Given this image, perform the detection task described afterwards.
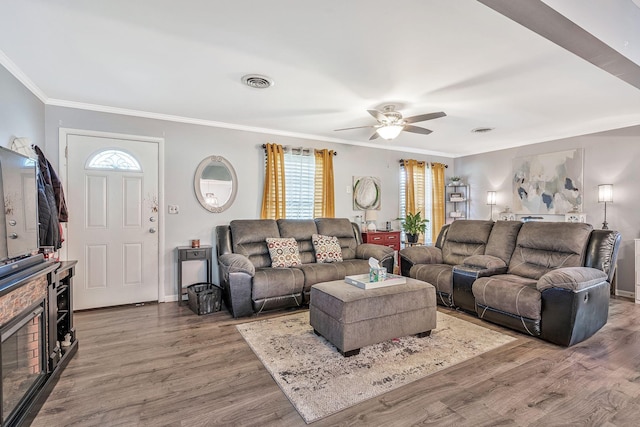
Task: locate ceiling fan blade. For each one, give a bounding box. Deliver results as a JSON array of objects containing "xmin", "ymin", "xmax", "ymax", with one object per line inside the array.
[
  {"xmin": 334, "ymin": 125, "xmax": 375, "ymax": 131},
  {"xmin": 369, "ymin": 131, "xmax": 380, "ymax": 140},
  {"xmin": 403, "ymin": 125, "xmax": 433, "ymax": 135},
  {"xmin": 367, "ymin": 109, "xmax": 387, "ymax": 122},
  {"xmin": 404, "ymin": 111, "xmax": 447, "ymax": 124}
]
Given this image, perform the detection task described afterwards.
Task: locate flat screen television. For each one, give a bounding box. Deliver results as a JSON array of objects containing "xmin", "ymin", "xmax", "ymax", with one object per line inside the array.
[{"xmin": 0, "ymin": 146, "xmax": 39, "ymax": 263}]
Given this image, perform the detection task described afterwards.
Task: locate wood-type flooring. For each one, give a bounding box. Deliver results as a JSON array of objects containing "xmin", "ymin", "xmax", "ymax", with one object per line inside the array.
[{"xmin": 32, "ymin": 297, "xmax": 640, "ymax": 426}]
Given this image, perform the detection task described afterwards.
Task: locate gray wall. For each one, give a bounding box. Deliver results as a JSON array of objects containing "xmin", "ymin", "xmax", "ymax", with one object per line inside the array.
[
  {"xmin": 5, "ymin": 61, "xmax": 635, "ymax": 298},
  {"xmin": 0, "ymin": 66, "xmax": 44, "ymax": 149},
  {"xmin": 44, "ymin": 105, "xmax": 452, "ymax": 300},
  {"xmin": 456, "ymin": 126, "xmax": 640, "ymax": 295}
]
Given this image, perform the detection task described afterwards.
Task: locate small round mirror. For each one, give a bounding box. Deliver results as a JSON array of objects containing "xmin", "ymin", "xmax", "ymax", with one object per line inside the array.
[{"xmin": 194, "ymin": 156, "xmax": 237, "ymax": 213}]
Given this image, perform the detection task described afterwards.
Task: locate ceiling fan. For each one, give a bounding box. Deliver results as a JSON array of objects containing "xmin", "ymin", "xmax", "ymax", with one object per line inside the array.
[{"xmin": 335, "ymin": 105, "xmax": 446, "ymax": 140}]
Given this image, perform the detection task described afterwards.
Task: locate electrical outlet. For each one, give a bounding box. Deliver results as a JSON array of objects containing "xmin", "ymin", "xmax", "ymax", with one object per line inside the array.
[
  {"xmin": 168, "ymin": 205, "xmax": 179, "ymax": 214},
  {"xmin": 346, "ymin": 185, "xmax": 352, "ymax": 194}
]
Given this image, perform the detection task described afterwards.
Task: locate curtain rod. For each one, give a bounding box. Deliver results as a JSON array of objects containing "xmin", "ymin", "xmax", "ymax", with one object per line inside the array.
[
  {"xmin": 262, "ymin": 144, "xmax": 337, "ymax": 156},
  {"xmin": 399, "ymin": 159, "xmax": 448, "ymax": 168}
]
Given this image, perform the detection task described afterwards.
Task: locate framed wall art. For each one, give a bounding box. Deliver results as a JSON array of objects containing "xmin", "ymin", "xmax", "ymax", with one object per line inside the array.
[
  {"xmin": 512, "ymin": 149, "xmax": 583, "ymax": 214},
  {"xmin": 353, "ymin": 176, "xmax": 381, "ymax": 210}
]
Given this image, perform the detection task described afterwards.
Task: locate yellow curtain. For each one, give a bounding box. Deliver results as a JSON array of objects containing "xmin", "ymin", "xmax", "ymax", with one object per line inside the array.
[
  {"xmin": 431, "ymin": 162, "xmax": 447, "ymax": 242},
  {"xmin": 404, "ymin": 159, "xmax": 417, "ymax": 215},
  {"xmin": 402, "ymin": 159, "xmax": 426, "ymax": 216},
  {"xmin": 403, "ymin": 159, "xmax": 426, "ymax": 242},
  {"xmin": 313, "ymin": 149, "xmax": 335, "ymax": 218},
  {"xmin": 261, "ymin": 143, "xmax": 286, "ymax": 219}
]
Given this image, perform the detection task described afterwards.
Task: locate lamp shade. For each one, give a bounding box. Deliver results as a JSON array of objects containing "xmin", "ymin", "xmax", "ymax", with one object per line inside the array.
[
  {"xmin": 365, "ymin": 210, "xmax": 378, "ymax": 221},
  {"xmin": 486, "ymin": 191, "xmax": 496, "ymax": 205},
  {"xmin": 376, "ymin": 125, "xmax": 403, "ymax": 140},
  {"xmin": 598, "ymin": 184, "xmax": 613, "ymax": 203}
]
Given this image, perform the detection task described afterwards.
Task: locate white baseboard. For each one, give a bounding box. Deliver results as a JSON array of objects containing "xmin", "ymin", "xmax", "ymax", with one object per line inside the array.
[{"xmin": 615, "ymin": 290, "xmax": 634, "ymax": 299}]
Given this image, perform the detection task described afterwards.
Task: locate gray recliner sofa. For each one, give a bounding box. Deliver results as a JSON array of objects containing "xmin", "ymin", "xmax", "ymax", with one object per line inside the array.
[
  {"xmin": 399, "ymin": 220, "xmax": 621, "ymax": 346},
  {"xmin": 216, "ymin": 218, "xmax": 394, "ymax": 318}
]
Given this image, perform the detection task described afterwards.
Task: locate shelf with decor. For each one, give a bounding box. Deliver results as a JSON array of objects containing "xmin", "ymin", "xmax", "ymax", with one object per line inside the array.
[{"xmin": 445, "ymin": 183, "xmax": 469, "ymax": 222}]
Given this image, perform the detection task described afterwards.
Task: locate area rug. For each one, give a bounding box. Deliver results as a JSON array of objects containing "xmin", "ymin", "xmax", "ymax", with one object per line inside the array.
[{"xmin": 236, "ymin": 310, "xmax": 516, "ymax": 423}]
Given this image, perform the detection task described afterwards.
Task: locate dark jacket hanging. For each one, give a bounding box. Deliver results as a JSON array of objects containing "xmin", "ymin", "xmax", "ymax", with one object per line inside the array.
[
  {"xmin": 34, "ymin": 145, "xmax": 68, "ymax": 222},
  {"xmin": 34, "ymin": 145, "xmax": 65, "ymax": 249}
]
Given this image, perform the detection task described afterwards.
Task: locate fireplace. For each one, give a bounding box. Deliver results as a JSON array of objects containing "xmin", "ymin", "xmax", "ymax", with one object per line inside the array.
[{"xmin": 1, "ymin": 303, "xmax": 46, "ymax": 426}]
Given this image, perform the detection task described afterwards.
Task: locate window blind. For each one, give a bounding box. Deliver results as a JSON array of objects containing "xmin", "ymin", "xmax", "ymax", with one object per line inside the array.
[{"xmin": 284, "ymin": 151, "xmax": 315, "ymax": 219}]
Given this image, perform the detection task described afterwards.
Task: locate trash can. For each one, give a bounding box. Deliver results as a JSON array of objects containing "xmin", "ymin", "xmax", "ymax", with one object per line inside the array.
[{"xmin": 187, "ymin": 283, "xmax": 222, "ymax": 315}]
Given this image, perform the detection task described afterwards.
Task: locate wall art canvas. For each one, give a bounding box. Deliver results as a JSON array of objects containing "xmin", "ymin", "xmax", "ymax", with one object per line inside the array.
[
  {"xmin": 353, "ymin": 176, "xmax": 381, "ymax": 210},
  {"xmin": 512, "ymin": 149, "xmax": 583, "ymax": 214}
]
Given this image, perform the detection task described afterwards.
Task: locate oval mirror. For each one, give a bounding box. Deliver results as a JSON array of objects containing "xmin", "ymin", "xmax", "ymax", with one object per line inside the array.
[{"xmin": 194, "ymin": 156, "xmax": 237, "ymax": 213}]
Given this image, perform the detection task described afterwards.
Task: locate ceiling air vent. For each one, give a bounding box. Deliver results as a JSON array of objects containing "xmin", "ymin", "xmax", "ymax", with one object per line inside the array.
[
  {"xmin": 242, "ymin": 74, "xmax": 274, "ymax": 89},
  {"xmin": 471, "ymin": 127, "xmax": 495, "ymax": 133}
]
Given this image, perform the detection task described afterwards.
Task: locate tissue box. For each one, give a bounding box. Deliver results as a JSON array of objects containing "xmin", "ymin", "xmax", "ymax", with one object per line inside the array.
[{"xmin": 369, "ymin": 267, "xmax": 387, "ymax": 282}]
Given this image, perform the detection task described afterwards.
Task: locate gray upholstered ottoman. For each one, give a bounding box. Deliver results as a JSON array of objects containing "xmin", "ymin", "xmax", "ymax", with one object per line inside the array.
[{"xmin": 309, "ymin": 278, "xmax": 437, "ymax": 356}]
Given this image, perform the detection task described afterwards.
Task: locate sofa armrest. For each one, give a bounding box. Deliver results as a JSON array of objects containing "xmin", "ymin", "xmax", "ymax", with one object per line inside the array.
[
  {"xmin": 217, "ymin": 254, "xmax": 255, "ymax": 318},
  {"xmin": 356, "ymin": 243, "xmax": 394, "ymax": 271},
  {"xmin": 463, "ymin": 254, "xmax": 506, "ymax": 269},
  {"xmin": 399, "ymin": 246, "xmax": 443, "ymax": 265},
  {"xmin": 537, "ymin": 267, "xmax": 608, "ymax": 292},
  {"xmin": 218, "ymin": 253, "xmax": 255, "ymax": 277},
  {"xmin": 399, "ymin": 246, "xmax": 443, "ymax": 277}
]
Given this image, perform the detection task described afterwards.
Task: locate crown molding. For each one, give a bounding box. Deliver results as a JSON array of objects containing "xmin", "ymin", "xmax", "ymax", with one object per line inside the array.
[
  {"xmin": 46, "ymin": 98, "xmax": 452, "ymax": 156},
  {"xmin": 0, "ymin": 49, "xmax": 48, "ymax": 103}
]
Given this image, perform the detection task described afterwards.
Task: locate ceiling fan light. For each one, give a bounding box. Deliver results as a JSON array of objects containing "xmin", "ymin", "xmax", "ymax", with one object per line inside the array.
[{"xmin": 376, "ymin": 125, "xmax": 403, "ymax": 140}]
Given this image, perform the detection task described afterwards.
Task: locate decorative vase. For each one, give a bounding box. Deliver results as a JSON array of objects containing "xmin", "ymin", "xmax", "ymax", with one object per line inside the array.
[{"xmin": 406, "ymin": 233, "xmax": 418, "ymax": 243}]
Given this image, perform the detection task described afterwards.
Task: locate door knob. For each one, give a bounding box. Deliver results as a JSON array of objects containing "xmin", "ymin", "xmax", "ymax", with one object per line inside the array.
[{"xmin": 149, "ymin": 227, "xmax": 157, "ymax": 233}]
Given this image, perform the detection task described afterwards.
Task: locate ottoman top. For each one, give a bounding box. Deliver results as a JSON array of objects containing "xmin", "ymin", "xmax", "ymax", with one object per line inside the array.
[{"xmin": 310, "ymin": 278, "xmax": 436, "ymax": 323}]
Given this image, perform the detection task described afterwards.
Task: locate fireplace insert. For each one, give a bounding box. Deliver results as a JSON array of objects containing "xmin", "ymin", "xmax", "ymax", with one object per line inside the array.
[{"xmin": 1, "ymin": 302, "xmax": 46, "ymax": 426}]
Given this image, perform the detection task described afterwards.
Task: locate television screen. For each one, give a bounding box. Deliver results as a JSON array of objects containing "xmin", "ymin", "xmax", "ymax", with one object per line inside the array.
[{"xmin": 0, "ymin": 146, "xmax": 39, "ymax": 261}]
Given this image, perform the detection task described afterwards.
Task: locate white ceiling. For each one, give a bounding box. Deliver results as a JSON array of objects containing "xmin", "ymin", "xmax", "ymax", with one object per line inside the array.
[{"xmin": 2, "ymin": 0, "xmax": 640, "ymax": 157}]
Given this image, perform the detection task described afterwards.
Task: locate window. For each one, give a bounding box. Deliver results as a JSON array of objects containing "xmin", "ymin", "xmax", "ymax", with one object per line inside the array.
[
  {"xmin": 284, "ymin": 150, "xmax": 315, "ymax": 219},
  {"xmin": 86, "ymin": 149, "xmax": 142, "ymax": 171},
  {"xmin": 399, "ymin": 162, "xmax": 433, "ymax": 244}
]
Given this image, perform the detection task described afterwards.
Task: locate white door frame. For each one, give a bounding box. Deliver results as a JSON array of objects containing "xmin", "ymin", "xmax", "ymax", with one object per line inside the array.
[{"xmin": 58, "ymin": 128, "xmax": 167, "ymax": 302}]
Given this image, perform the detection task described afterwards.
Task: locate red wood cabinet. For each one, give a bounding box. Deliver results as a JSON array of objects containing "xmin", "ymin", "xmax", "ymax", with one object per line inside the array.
[{"xmin": 361, "ymin": 231, "xmax": 401, "ymax": 251}]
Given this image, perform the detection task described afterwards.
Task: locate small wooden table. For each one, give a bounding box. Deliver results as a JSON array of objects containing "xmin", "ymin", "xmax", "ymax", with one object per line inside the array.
[
  {"xmin": 361, "ymin": 230, "xmax": 401, "ymax": 251},
  {"xmin": 176, "ymin": 246, "xmax": 212, "ymax": 305}
]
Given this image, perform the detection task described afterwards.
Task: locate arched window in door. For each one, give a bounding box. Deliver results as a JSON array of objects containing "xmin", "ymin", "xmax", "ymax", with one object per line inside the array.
[{"xmin": 85, "ymin": 149, "xmax": 142, "ymax": 171}]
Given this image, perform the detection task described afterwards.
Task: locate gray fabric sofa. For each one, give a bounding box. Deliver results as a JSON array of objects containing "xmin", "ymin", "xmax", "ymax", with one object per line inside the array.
[
  {"xmin": 216, "ymin": 218, "xmax": 394, "ymax": 317},
  {"xmin": 399, "ymin": 220, "xmax": 621, "ymax": 346}
]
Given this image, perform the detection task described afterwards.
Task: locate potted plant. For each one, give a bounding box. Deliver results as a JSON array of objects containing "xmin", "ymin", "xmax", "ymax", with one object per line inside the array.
[
  {"xmin": 398, "ymin": 211, "xmax": 429, "ymax": 243},
  {"xmin": 449, "ymin": 176, "xmax": 462, "ymax": 186}
]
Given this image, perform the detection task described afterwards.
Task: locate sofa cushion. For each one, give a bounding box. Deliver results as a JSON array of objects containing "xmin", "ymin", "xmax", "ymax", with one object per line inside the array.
[
  {"xmin": 441, "ymin": 220, "xmax": 494, "ymax": 265},
  {"xmin": 266, "ymin": 237, "xmax": 302, "ymax": 268},
  {"xmin": 312, "ymin": 234, "xmax": 344, "ymax": 263},
  {"xmin": 410, "ymin": 263, "xmax": 453, "ymax": 296},
  {"xmin": 252, "ymin": 267, "xmax": 305, "ymax": 300},
  {"xmin": 230, "ymin": 219, "xmax": 280, "ymax": 268},
  {"xmin": 473, "ymin": 274, "xmax": 541, "ymax": 320},
  {"xmin": 315, "ymin": 218, "xmax": 358, "ymax": 260},
  {"xmin": 507, "ymin": 222, "xmax": 593, "ymax": 280},
  {"xmin": 485, "ymin": 221, "xmax": 523, "ymax": 263},
  {"xmin": 277, "ymin": 219, "xmax": 318, "ymax": 264}
]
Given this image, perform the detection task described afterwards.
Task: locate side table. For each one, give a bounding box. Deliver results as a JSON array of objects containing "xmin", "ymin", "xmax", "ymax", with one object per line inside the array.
[
  {"xmin": 176, "ymin": 245, "xmax": 212, "ymax": 305},
  {"xmin": 361, "ymin": 231, "xmax": 401, "ymax": 251}
]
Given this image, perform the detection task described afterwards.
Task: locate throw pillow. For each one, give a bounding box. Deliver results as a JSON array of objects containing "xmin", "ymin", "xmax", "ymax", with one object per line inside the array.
[
  {"xmin": 266, "ymin": 237, "xmax": 302, "ymax": 268},
  {"xmin": 312, "ymin": 234, "xmax": 343, "ymax": 263}
]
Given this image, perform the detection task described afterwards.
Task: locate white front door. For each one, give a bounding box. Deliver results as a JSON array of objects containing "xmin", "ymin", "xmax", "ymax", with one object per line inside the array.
[{"xmin": 64, "ymin": 133, "xmax": 160, "ymax": 310}]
